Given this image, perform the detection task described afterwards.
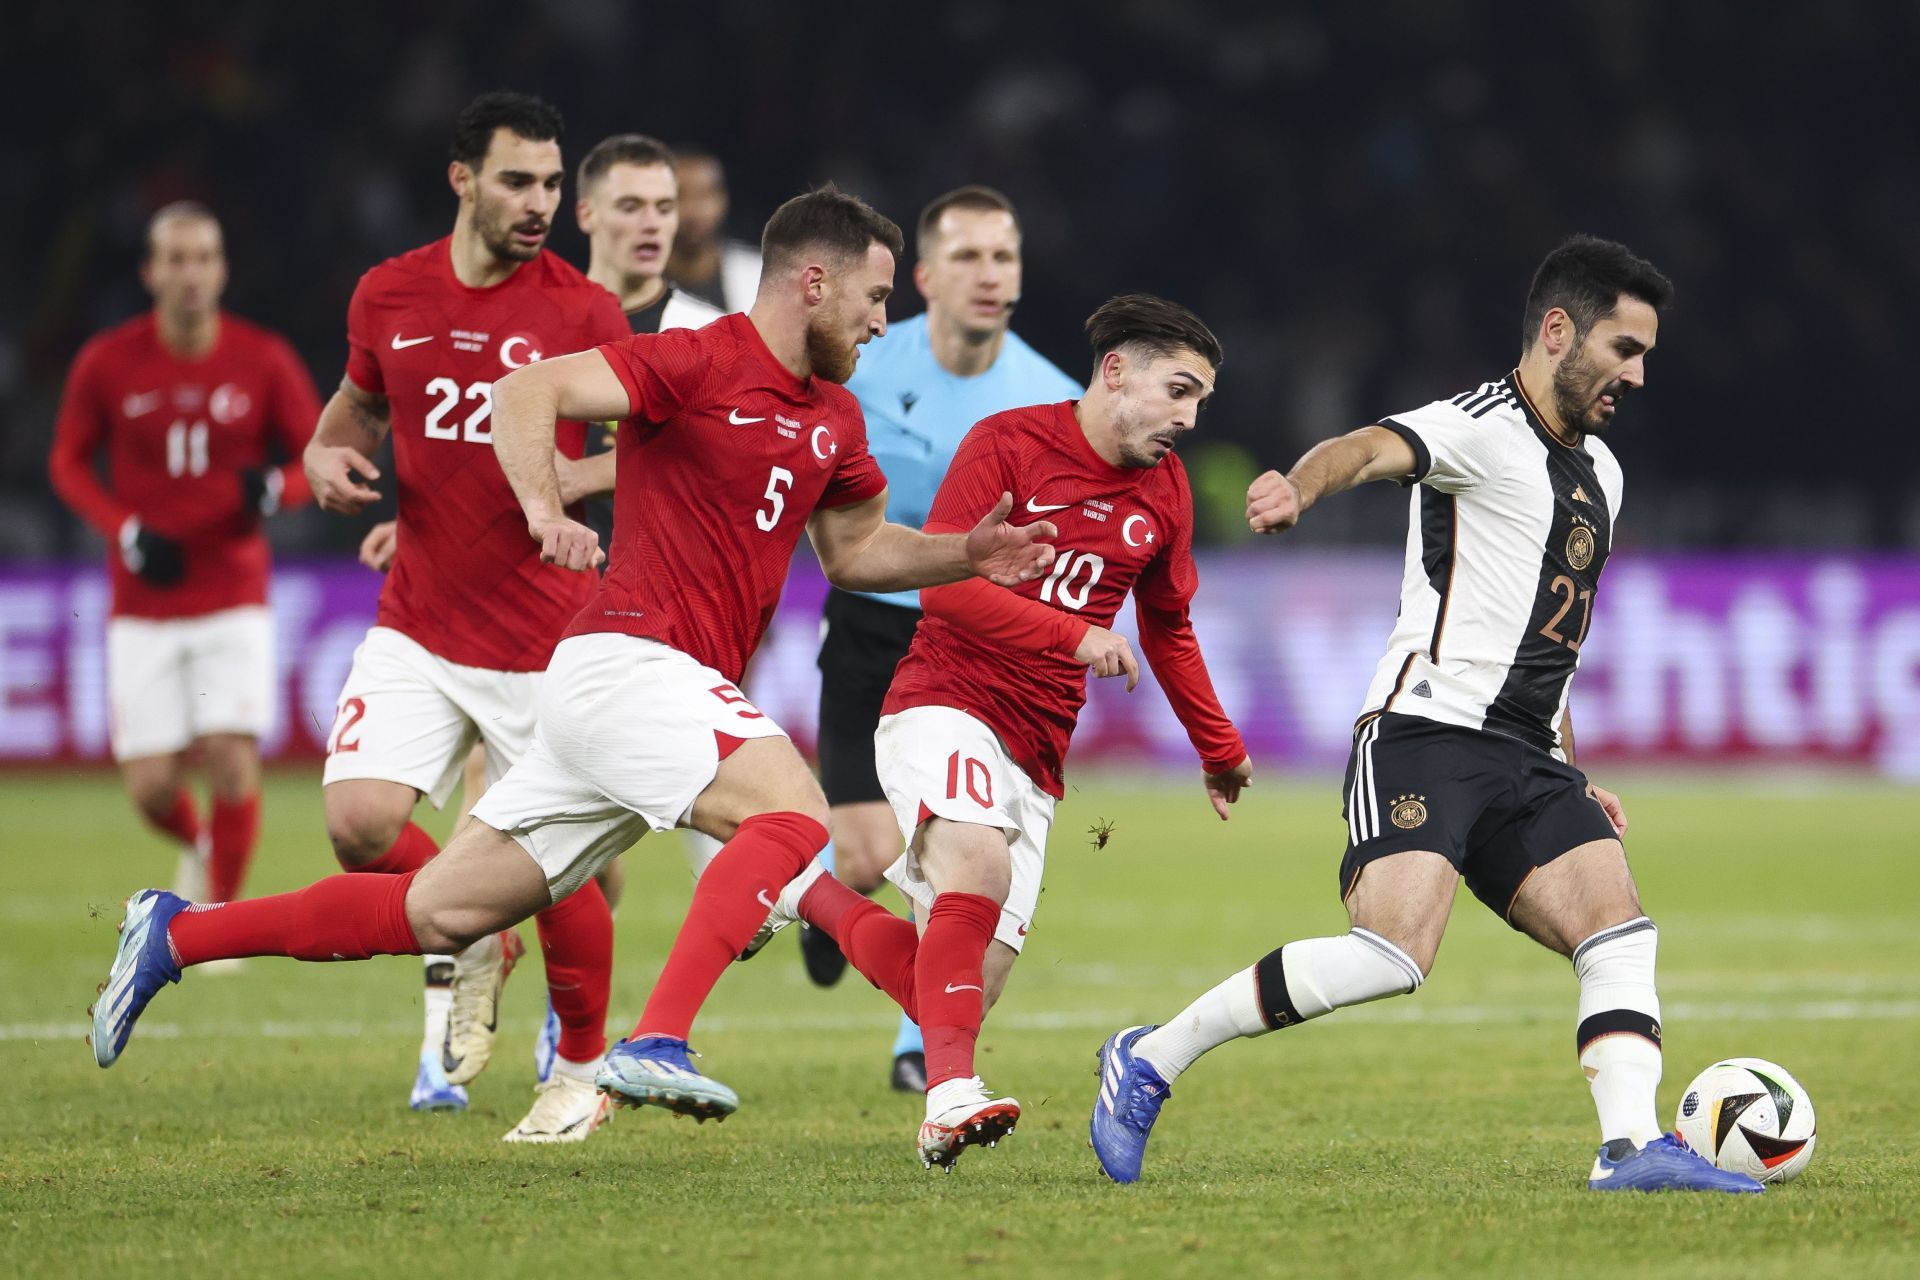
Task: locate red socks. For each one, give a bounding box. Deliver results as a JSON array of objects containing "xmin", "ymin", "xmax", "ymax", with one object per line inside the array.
[
  {"xmin": 536, "ymin": 879, "xmax": 613, "ymax": 1062},
  {"xmin": 634, "ymin": 811, "xmax": 828, "ymax": 1041},
  {"xmin": 916, "ymin": 892, "xmax": 1002, "ymax": 1087},
  {"xmin": 800, "ymin": 874, "xmax": 920, "ymax": 1019},
  {"xmin": 169, "ymin": 871, "xmax": 423, "ymax": 966},
  {"xmin": 150, "ymin": 789, "xmax": 201, "ymax": 847},
  {"xmin": 350, "ymin": 821, "xmax": 439, "ymax": 875},
  {"xmin": 207, "ymin": 793, "xmax": 260, "ymax": 902}
]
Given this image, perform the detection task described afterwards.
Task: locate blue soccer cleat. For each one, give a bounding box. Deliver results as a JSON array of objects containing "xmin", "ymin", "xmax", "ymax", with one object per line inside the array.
[
  {"xmin": 409, "ymin": 1044, "xmax": 469, "ymax": 1112},
  {"xmin": 91, "ymin": 890, "xmax": 187, "ymax": 1068},
  {"xmin": 1090, "ymin": 1024, "xmax": 1172, "ymax": 1184},
  {"xmin": 595, "ymin": 1035, "xmax": 739, "ymax": 1121},
  {"xmin": 534, "ymin": 997, "xmax": 559, "ymax": 1084},
  {"xmin": 1588, "ymin": 1133, "xmax": 1765, "ymax": 1193}
]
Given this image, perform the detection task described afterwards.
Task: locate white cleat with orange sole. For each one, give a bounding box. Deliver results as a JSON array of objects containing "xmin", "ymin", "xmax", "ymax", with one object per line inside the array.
[
  {"xmin": 502, "ymin": 1070, "xmax": 612, "ymax": 1144},
  {"xmin": 918, "ymin": 1082, "xmax": 1021, "ymax": 1172}
]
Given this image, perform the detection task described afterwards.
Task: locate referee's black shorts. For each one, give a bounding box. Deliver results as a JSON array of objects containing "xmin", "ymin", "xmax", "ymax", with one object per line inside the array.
[{"xmin": 816, "ymin": 588, "xmax": 921, "ymax": 806}]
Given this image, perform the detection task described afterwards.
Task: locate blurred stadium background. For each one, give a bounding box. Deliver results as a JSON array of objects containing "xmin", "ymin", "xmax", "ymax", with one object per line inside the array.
[{"xmin": 5, "ymin": 1, "xmax": 1918, "ymax": 777}]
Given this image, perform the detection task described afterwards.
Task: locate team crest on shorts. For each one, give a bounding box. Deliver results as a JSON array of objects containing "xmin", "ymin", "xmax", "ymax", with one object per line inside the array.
[
  {"xmin": 1566, "ymin": 524, "xmax": 1596, "ymax": 570},
  {"xmin": 1390, "ymin": 794, "xmax": 1428, "ymax": 829}
]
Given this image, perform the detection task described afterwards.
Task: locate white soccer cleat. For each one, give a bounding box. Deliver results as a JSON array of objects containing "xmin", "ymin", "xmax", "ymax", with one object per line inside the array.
[
  {"xmin": 441, "ymin": 929, "xmax": 525, "ymax": 1085},
  {"xmin": 502, "ymin": 1071, "xmax": 612, "ymax": 1144},
  {"xmin": 737, "ymin": 857, "xmax": 827, "ymax": 961},
  {"xmin": 171, "ymin": 836, "xmax": 210, "ymax": 902},
  {"xmin": 917, "ymin": 1079, "xmax": 1021, "ymax": 1172}
]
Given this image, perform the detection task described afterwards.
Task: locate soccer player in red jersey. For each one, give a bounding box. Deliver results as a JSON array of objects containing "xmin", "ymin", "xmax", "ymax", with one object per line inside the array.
[
  {"xmin": 298, "ymin": 91, "xmax": 630, "ymax": 1139},
  {"xmin": 49, "ymin": 202, "xmax": 320, "ymax": 910},
  {"xmin": 754, "ymin": 294, "xmax": 1253, "ymax": 1167},
  {"xmin": 93, "ymin": 185, "xmax": 1057, "ymax": 1138}
]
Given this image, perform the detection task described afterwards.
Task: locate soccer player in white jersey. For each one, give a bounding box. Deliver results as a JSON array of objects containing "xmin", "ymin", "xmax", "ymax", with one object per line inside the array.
[{"xmin": 1089, "ymin": 236, "xmax": 1763, "ymax": 1194}]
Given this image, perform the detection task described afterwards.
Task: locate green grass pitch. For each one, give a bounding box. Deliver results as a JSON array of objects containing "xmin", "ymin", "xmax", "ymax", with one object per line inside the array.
[{"xmin": 2, "ymin": 769, "xmax": 1916, "ymax": 1278}]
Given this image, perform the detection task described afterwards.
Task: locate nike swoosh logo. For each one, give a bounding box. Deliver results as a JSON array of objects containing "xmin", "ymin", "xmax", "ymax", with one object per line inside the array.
[
  {"xmin": 391, "ymin": 334, "xmax": 434, "ymax": 349},
  {"xmin": 944, "ymin": 982, "xmax": 983, "ymax": 994},
  {"xmin": 122, "ymin": 392, "xmax": 162, "ymax": 417},
  {"xmin": 1025, "ymin": 498, "xmax": 1072, "ymax": 513},
  {"xmin": 756, "ymin": 889, "xmax": 778, "ymax": 911},
  {"xmin": 728, "ymin": 409, "xmax": 766, "ymax": 425}
]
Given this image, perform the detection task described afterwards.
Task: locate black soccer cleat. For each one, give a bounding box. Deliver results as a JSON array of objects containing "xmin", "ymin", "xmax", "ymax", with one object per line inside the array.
[
  {"xmin": 891, "ymin": 1050, "xmax": 928, "ymax": 1094},
  {"xmin": 799, "ymin": 922, "xmax": 849, "ymax": 987}
]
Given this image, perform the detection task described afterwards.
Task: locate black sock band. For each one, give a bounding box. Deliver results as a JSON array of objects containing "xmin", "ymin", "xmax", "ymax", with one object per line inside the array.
[
  {"xmin": 1251, "ymin": 946, "xmax": 1306, "ymax": 1030},
  {"xmin": 1576, "ymin": 1008, "xmax": 1662, "ymax": 1054}
]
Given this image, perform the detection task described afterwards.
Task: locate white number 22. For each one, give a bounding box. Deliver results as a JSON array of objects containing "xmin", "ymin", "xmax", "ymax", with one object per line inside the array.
[
  {"xmin": 756, "ymin": 466, "xmax": 795, "ymax": 531},
  {"xmin": 423, "ymin": 377, "xmax": 494, "ymax": 442}
]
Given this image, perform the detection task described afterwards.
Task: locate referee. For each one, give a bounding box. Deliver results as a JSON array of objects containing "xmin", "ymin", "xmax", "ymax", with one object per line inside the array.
[{"xmin": 813, "ymin": 186, "xmax": 1080, "ymax": 1091}]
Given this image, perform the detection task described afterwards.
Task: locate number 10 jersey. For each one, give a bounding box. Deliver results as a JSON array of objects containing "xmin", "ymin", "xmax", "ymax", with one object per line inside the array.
[{"xmin": 1364, "ymin": 370, "xmax": 1624, "ymax": 757}]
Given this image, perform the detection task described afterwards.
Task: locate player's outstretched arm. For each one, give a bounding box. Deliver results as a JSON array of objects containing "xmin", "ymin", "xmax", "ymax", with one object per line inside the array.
[
  {"xmin": 305, "ymin": 376, "xmax": 390, "ymax": 515},
  {"xmin": 492, "ymin": 350, "xmax": 630, "ymax": 571},
  {"xmin": 1136, "ymin": 598, "xmax": 1251, "ymax": 819},
  {"xmin": 1247, "ymin": 425, "xmax": 1420, "ymax": 534},
  {"xmin": 807, "ymin": 491, "xmax": 1056, "ymax": 594}
]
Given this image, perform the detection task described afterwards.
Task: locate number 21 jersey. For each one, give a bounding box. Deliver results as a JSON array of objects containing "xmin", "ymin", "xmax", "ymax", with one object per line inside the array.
[
  {"xmin": 1366, "ymin": 370, "xmax": 1623, "ymax": 755},
  {"xmin": 344, "ymin": 239, "xmax": 630, "ymax": 671}
]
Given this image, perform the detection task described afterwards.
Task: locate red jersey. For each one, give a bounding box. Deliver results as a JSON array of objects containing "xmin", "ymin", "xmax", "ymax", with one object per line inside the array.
[
  {"xmin": 345, "ymin": 239, "xmax": 630, "ymax": 671},
  {"xmin": 49, "ymin": 312, "xmax": 321, "ymax": 619},
  {"xmin": 569, "ymin": 313, "xmax": 888, "ymax": 682},
  {"xmin": 884, "ymin": 402, "xmax": 1245, "ymax": 798}
]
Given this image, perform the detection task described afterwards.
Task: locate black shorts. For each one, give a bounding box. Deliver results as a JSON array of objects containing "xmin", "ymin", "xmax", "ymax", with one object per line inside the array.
[
  {"xmin": 817, "ymin": 589, "xmax": 921, "ymax": 805},
  {"xmin": 1338, "ymin": 712, "xmax": 1619, "ymax": 923}
]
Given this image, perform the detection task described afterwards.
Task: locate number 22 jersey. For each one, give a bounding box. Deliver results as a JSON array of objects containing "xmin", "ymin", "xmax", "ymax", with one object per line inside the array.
[{"xmin": 344, "ymin": 238, "xmax": 630, "ymax": 671}]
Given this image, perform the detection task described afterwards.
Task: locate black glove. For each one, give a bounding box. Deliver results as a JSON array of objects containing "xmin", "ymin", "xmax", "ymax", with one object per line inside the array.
[
  {"xmin": 241, "ymin": 466, "xmax": 285, "ymax": 517},
  {"xmin": 119, "ymin": 518, "xmax": 186, "ymax": 586}
]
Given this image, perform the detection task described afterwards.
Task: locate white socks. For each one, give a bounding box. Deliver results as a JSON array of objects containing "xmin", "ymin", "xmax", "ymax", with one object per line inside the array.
[
  {"xmin": 1573, "ymin": 917, "xmax": 1663, "ymax": 1147},
  {"xmin": 1136, "ymin": 929, "xmax": 1424, "ymax": 1082},
  {"xmin": 552, "ymin": 1053, "xmax": 602, "ymax": 1083},
  {"xmin": 422, "ymin": 955, "xmax": 454, "ymax": 1051}
]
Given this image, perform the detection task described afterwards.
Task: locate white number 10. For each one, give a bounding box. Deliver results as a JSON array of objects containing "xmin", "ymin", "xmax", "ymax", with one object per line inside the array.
[{"xmin": 756, "ymin": 467, "xmax": 795, "ymax": 531}]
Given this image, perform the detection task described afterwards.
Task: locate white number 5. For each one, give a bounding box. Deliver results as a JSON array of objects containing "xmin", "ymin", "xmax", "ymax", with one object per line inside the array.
[{"xmin": 756, "ymin": 466, "xmax": 794, "ymax": 531}]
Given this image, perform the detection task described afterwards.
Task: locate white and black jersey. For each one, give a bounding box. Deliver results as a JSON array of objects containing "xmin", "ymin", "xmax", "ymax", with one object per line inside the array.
[
  {"xmin": 626, "ymin": 285, "xmax": 725, "ymax": 335},
  {"xmin": 1358, "ymin": 370, "xmax": 1623, "ymax": 757}
]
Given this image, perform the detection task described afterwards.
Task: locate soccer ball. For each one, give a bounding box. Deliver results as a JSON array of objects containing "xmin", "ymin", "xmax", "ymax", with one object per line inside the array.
[{"xmin": 1674, "ymin": 1058, "xmax": 1816, "ymax": 1183}]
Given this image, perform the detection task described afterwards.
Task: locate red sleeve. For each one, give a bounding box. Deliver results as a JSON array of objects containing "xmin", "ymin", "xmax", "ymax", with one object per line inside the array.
[
  {"xmin": 266, "ymin": 336, "xmax": 322, "ymax": 508},
  {"xmin": 343, "ymin": 271, "xmax": 385, "ymax": 395},
  {"xmin": 923, "ymin": 421, "xmax": 1017, "ymax": 532},
  {"xmin": 47, "ymin": 341, "xmax": 131, "ymax": 538},
  {"xmin": 820, "ymin": 400, "xmax": 889, "ymax": 509},
  {"xmin": 1134, "ymin": 479, "xmax": 1245, "ymax": 772},
  {"xmin": 921, "ymin": 578, "xmax": 1088, "ymax": 657},
  {"xmin": 598, "ymin": 328, "xmax": 707, "ymax": 423}
]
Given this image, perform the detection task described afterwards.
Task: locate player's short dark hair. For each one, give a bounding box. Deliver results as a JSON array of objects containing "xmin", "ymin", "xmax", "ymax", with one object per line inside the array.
[
  {"xmin": 1521, "ymin": 235, "xmax": 1674, "ymax": 351},
  {"xmin": 145, "ymin": 201, "xmax": 220, "ymax": 260},
  {"xmin": 761, "ymin": 184, "xmax": 905, "ymax": 274},
  {"xmin": 916, "ymin": 185, "xmax": 1020, "ymax": 259},
  {"xmin": 578, "ymin": 134, "xmax": 676, "ymax": 196},
  {"xmin": 449, "ymin": 91, "xmax": 565, "ymax": 172},
  {"xmin": 1085, "ymin": 294, "xmax": 1223, "ymax": 374}
]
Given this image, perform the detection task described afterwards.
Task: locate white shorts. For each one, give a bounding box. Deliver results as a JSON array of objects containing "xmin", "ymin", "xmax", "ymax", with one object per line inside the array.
[
  {"xmin": 878, "ymin": 705, "xmax": 1055, "ymax": 954},
  {"xmin": 321, "ymin": 627, "xmax": 540, "ymax": 808},
  {"xmin": 471, "ymin": 633, "xmax": 790, "ymax": 901},
  {"xmin": 107, "ymin": 606, "xmax": 274, "ymax": 761}
]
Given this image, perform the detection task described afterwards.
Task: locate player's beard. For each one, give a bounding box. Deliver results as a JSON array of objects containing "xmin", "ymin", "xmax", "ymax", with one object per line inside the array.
[
  {"xmin": 805, "ymin": 313, "xmax": 859, "ymax": 384},
  {"xmin": 475, "ymin": 196, "xmax": 547, "ymax": 264},
  {"xmin": 1551, "ymin": 342, "xmax": 1623, "ymax": 437}
]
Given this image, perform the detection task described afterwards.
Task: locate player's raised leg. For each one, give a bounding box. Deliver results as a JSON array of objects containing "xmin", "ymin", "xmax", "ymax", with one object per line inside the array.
[
  {"xmin": 1506, "ymin": 838, "xmax": 1761, "ymax": 1193},
  {"xmin": 91, "ymin": 822, "xmax": 552, "ymax": 1069},
  {"xmin": 1092, "ymin": 851, "xmax": 1441, "ymax": 1184},
  {"xmin": 597, "ymin": 733, "xmax": 829, "ymax": 1121}
]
